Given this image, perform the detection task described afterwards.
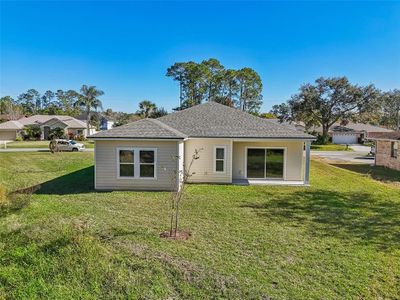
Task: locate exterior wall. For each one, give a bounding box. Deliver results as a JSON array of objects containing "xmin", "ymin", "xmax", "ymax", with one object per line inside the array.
[
  {"xmin": 184, "ymin": 139, "xmax": 232, "ymax": 183},
  {"xmin": 95, "ymin": 140, "xmax": 179, "ymax": 190},
  {"xmin": 0, "ymin": 130, "xmax": 17, "ymax": 141},
  {"xmin": 232, "ymin": 141, "xmax": 305, "ymax": 181},
  {"xmin": 375, "ymin": 140, "xmax": 400, "ymax": 171}
]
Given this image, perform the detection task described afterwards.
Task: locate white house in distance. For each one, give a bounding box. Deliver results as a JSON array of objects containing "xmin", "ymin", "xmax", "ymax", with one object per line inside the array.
[
  {"xmin": 90, "ymin": 102, "xmax": 316, "ymax": 191},
  {"xmin": 0, "ymin": 115, "xmax": 95, "ymax": 141}
]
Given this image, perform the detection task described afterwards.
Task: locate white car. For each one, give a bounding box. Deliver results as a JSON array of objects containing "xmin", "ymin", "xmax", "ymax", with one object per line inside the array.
[{"xmin": 50, "ymin": 139, "xmax": 85, "ymax": 152}]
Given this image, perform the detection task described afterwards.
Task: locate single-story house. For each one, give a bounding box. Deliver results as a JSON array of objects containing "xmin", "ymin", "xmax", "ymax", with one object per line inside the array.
[
  {"xmin": 311, "ymin": 122, "xmax": 393, "ymax": 144},
  {"xmin": 0, "ymin": 115, "xmax": 96, "ymax": 141},
  {"xmin": 76, "ymin": 112, "xmax": 115, "ymax": 131},
  {"xmin": 369, "ymin": 132, "xmax": 400, "ymax": 171},
  {"xmin": 89, "ymin": 102, "xmax": 316, "ymax": 191}
]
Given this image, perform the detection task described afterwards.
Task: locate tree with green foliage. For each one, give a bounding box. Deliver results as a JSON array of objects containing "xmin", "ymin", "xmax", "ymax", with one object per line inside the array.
[
  {"xmin": 202, "ymin": 58, "xmax": 225, "ymax": 102},
  {"xmin": 24, "ymin": 124, "xmax": 42, "ymax": 140},
  {"xmin": 48, "ymin": 127, "xmax": 65, "ymax": 140},
  {"xmin": 166, "ymin": 59, "xmax": 263, "ymax": 113},
  {"xmin": 0, "ymin": 96, "xmax": 22, "ymax": 120},
  {"xmin": 273, "ymin": 77, "xmax": 380, "ymax": 143},
  {"xmin": 137, "ymin": 100, "xmax": 157, "ymax": 118},
  {"xmin": 56, "ymin": 90, "xmax": 80, "ymax": 115},
  {"xmin": 74, "ymin": 85, "xmax": 104, "ymax": 134},
  {"xmin": 152, "ymin": 107, "xmax": 168, "ymax": 118},
  {"xmin": 259, "ymin": 112, "xmax": 277, "ymax": 119},
  {"xmin": 236, "ymin": 68, "xmax": 263, "ymax": 113},
  {"xmin": 17, "ymin": 89, "xmax": 41, "ymax": 114},
  {"xmin": 381, "ymin": 89, "xmax": 400, "ymax": 130}
]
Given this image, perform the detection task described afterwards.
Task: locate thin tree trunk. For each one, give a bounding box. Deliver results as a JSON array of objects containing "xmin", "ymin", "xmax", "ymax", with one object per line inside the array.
[{"xmin": 322, "ymin": 124, "xmax": 329, "ymax": 144}]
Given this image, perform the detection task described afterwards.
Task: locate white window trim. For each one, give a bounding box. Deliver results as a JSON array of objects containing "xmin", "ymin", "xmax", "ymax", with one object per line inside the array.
[
  {"xmin": 213, "ymin": 145, "xmax": 227, "ymax": 173},
  {"xmin": 116, "ymin": 147, "xmax": 157, "ymax": 180},
  {"xmin": 244, "ymin": 146, "xmax": 287, "ymax": 180}
]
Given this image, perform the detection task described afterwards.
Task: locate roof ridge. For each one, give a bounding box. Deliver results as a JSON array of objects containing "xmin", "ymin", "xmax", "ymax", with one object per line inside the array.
[{"xmin": 147, "ymin": 118, "xmax": 187, "ymax": 138}]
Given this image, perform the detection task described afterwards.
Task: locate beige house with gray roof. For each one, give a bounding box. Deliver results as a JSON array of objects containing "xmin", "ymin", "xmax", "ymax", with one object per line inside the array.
[
  {"xmin": 0, "ymin": 115, "xmax": 95, "ymax": 141},
  {"xmin": 90, "ymin": 102, "xmax": 315, "ymax": 191}
]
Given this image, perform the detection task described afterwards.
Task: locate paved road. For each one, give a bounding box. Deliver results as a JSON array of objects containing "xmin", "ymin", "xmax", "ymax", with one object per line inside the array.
[
  {"xmin": 311, "ymin": 149, "xmax": 374, "ymax": 164},
  {"xmin": 0, "ymin": 148, "xmax": 94, "ymax": 152}
]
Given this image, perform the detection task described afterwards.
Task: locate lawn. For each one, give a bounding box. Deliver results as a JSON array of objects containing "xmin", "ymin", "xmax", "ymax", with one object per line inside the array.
[
  {"xmin": 311, "ymin": 144, "xmax": 353, "ymax": 151},
  {"xmin": 0, "ymin": 140, "xmax": 94, "ymax": 149},
  {"xmin": 0, "ymin": 152, "xmax": 399, "ymax": 299}
]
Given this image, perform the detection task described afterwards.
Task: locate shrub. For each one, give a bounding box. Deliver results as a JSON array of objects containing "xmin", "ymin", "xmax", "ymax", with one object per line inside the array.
[
  {"xmin": 75, "ymin": 134, "xmax": 86, "ymax": 141},
  {"xmin": 24, "ymin": 125, "xmax": 42, "ymax": 140},
  {"xmin": 48, "ymin": 127, "xmax": 65, "ymax": 140},
  {"xmin": 313, "ymin": 134, "xmax": 331, "ymax": 145}
]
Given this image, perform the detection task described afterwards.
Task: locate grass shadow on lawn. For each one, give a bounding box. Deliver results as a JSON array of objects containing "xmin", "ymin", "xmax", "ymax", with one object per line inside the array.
[
  {"xmin": 242, "ymin": 189, "xmax": 400, "ymax": 250},
  {"xmin": 34, "ymin": 166, "xmax": 95, "ymax": 195},
  {"xmin": 331, "ymin": 164, "xmax": 400, "ymax": 184}
]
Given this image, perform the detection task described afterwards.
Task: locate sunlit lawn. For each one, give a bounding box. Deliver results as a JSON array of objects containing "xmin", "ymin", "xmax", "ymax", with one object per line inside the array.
[
  {"xmin": 0, "ymin": 140, "xmax": 94, "ymax": 149},
  {"xmin": 0, "ymin": 152, "xmax": 399, "ymax": 299},
  {"xmin": 311, "ymin": 144, "xmax": 353, "ymax": 151}
]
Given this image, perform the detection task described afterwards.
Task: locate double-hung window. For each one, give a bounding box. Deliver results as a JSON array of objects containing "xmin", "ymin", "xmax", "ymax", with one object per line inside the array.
[
  {"xmin": 391, "ymin": 142, "xmax": 398, "ymax": 159},
  {"xmin": 214, "ymin": 146, "xmax": 226, "ymax": 173},
  {"xmin": 139, "ymin": 150, "xmax": 156, "ymax": 177},
  {"xmin": 118, "ymin": 148, "xmax": 156, "ymax": 179},
  {"xmin": 119, "ymin": 149, "xmax": 135, "ymax": 177}
]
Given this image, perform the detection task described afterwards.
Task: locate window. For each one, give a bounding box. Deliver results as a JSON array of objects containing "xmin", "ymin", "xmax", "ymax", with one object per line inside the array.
[
  {"xmin": 214, "ymin": 146, "xmax": 226, "ymax": 173},
  {"xmin": 247, "ymin": 148, "xmax": 285, "ymax": 179},
  {"xmin": 391, "ymin": 142, "xmax": 398, "ymax": 159},
  {"xmin": 140, "ymin": 150, "xmax": 155, "ymax": 177},
  {"xmin": 119, "ymin": 149, "xmax": 134, "ymax": 177},
  {"xmin": 118, "ymin": 148, "xmax": 156, "ymax": 179}
]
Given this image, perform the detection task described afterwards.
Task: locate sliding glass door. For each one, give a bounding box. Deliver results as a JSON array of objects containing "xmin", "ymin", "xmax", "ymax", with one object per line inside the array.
[{"xmin": 246, "ymin": 148, "xmax": 284, "ymax": 179}]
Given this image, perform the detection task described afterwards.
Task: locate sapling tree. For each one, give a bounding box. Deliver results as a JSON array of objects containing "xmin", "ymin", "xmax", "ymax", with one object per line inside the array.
[{"xmin": 165, "ymin": 148, "xmax": 202, "ymax": 239}]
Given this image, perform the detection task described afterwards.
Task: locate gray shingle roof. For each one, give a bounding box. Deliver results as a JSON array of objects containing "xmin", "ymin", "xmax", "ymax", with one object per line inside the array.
[
  {"xmin": 90, "ymin": 102, "xmax": 315, "ymax": 140},
  {"xmin": 89, "ymin": 118, "xmax": 186, "ymax": 139}
]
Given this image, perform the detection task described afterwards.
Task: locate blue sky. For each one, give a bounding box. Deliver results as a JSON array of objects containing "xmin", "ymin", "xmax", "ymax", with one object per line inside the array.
[{"xmin": 1, "ymin": 1, "xmax": 399, "ymax": 113}]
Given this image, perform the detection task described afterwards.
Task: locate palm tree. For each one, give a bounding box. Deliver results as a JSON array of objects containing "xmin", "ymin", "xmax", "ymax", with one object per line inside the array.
[
  {"xmin": 74, "ymin": 85, "xmax": 104, "ymax": 134},
  {"xmin": 137, "ymin": 100, "xmax": 157, "ymax": 118}
]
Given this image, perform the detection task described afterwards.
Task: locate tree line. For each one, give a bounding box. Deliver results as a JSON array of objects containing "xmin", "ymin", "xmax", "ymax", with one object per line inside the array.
[
  {"xmin": 0, "ymin": 86, "xmax": 168, "ymax": 130},
  {"xmin": 271, "ymin": 77, "xmax": 399, "ymax": 144},
  {"xmin": 166, "ymin": 58, "xmax": 263, "ymax": 113}
]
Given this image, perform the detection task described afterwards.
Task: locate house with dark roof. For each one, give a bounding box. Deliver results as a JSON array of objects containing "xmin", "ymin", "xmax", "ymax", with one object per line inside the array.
[{"xmin": 90, "ymin": 102, "xmax": 316, "ymax": 191}]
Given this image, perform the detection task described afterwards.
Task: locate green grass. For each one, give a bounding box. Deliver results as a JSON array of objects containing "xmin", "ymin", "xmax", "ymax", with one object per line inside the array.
[
  {"xmin": 1, "ymin": 140, "xmax": 94, "ymax": 149},
  {"xmin": 331, "ymin": 163, "xmax": 400, "ymax": 188},
  {"xmin": 311, "ymin": 144, "xmax": 353, "ymax": 151},
  {"xmin": 0, "ymin": 152, "xmax": 399, "ymax": 299}
]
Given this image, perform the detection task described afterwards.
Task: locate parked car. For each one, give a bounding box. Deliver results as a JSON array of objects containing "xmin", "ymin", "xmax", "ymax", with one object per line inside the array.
[{"xmin": 49, "ymin": 139, "xmax": 85, "ymax": 152}]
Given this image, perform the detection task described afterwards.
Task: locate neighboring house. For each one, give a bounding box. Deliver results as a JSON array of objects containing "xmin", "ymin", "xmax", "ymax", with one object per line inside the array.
[
  {"xmin": 90, "ymin": 102, "xmax": 315, "ymax": 191},
  {"xmin": 77, "ymin": 112, "xmax": 115, "ymax": 131},
  {"xmin": 0, "ymin": 115, "xmax": 95, "ymax": 141},
  {"xmin": 369, "ymin": 132, "xmax": 400, "ymax": 171},
  {"xmin": 0, "ymin": 120, "xmax": 24, "ymax": 140},
  {"xmin": 311, "ymin": 122, "xmax": 392, "ymax": 144}
]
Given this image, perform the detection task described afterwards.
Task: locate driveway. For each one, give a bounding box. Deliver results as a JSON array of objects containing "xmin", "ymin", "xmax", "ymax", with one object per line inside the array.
[{"xmin": 311, "ymin": 145, "xmax": 374, "ymax": 164}]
